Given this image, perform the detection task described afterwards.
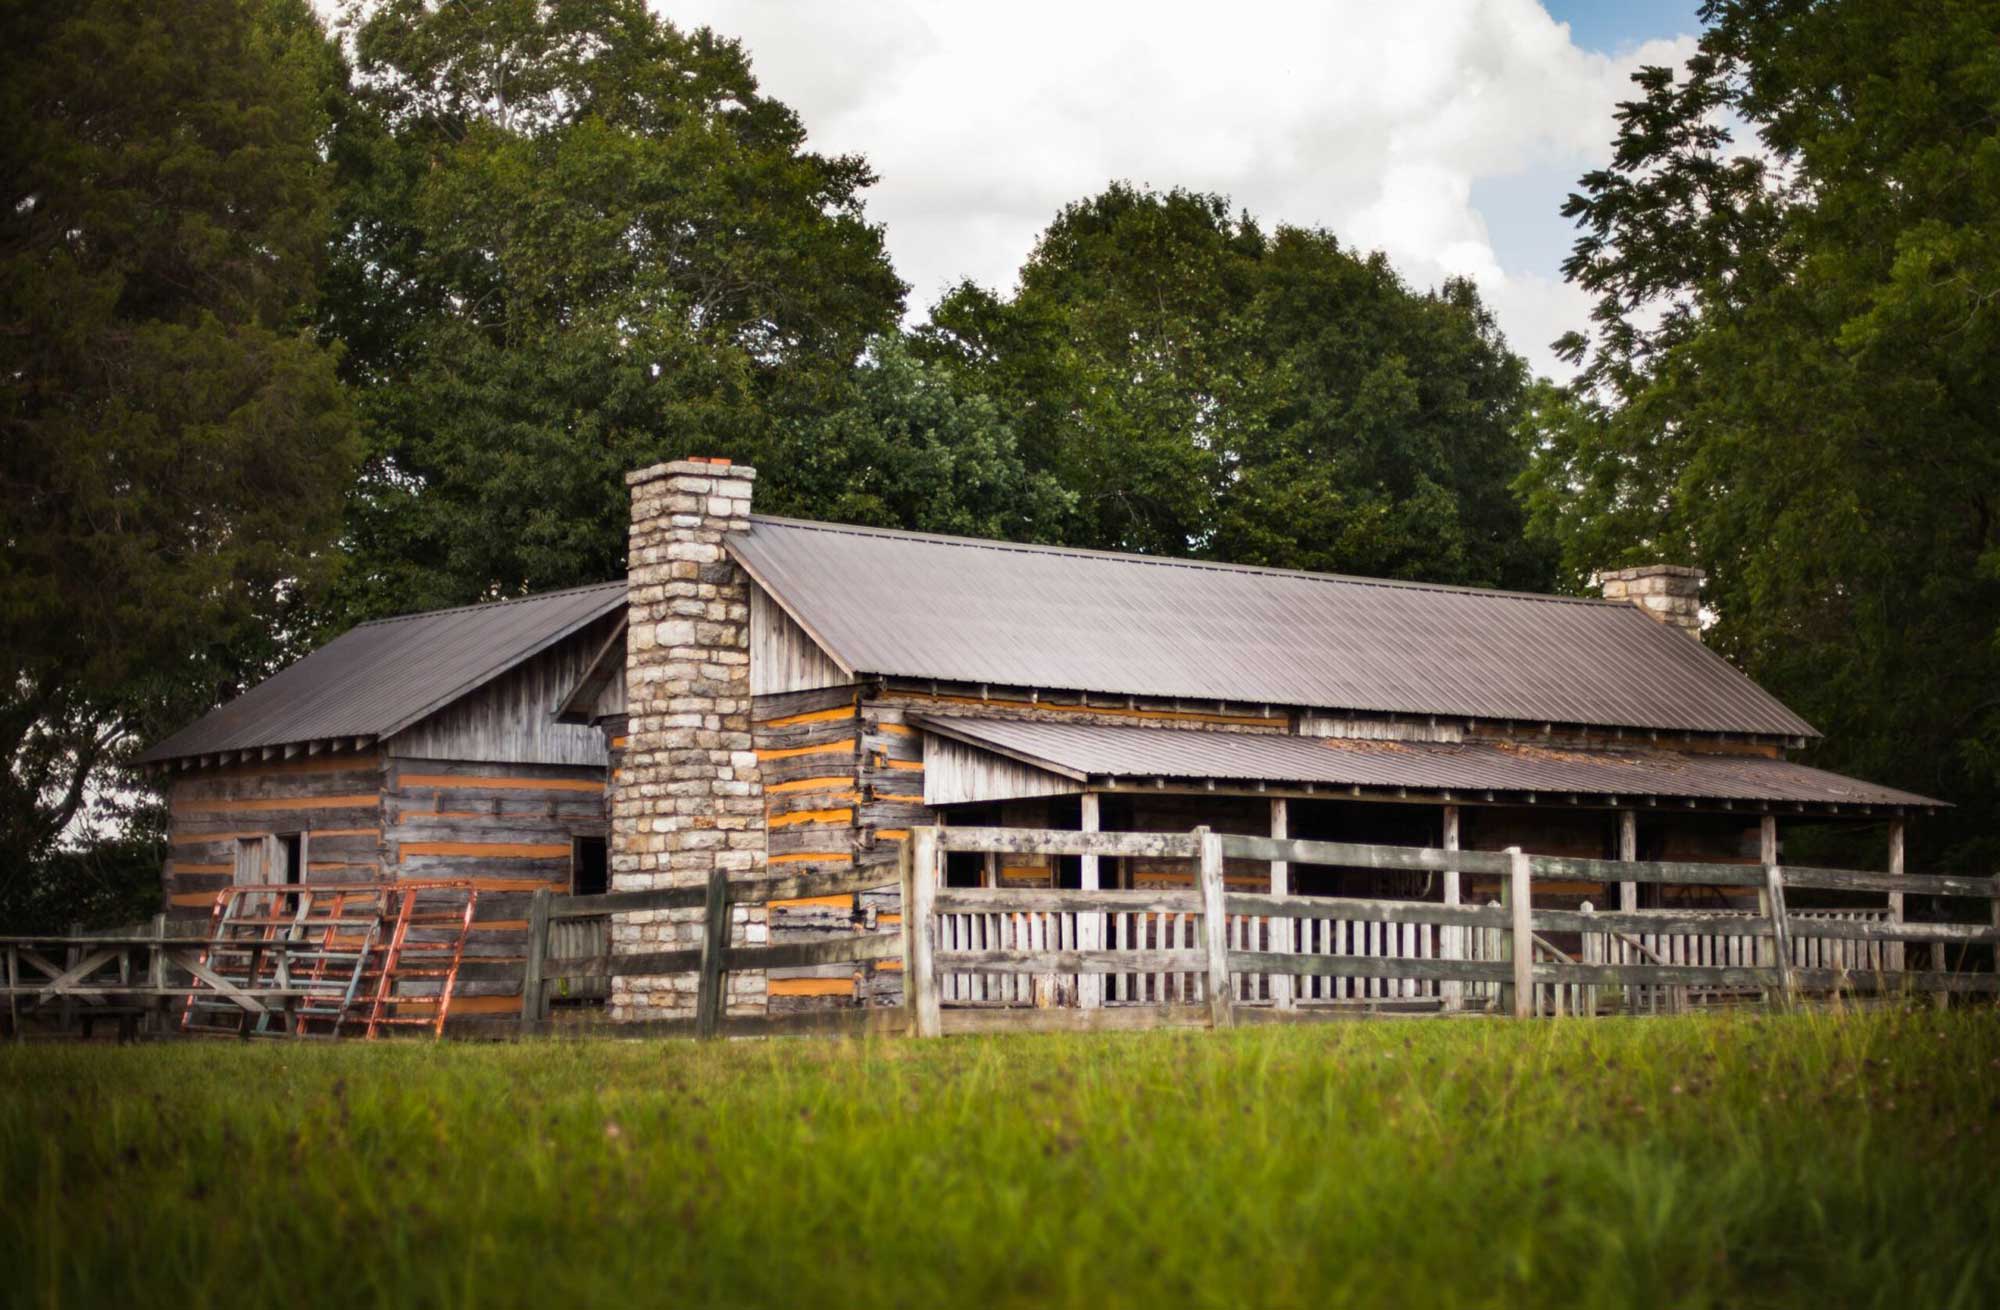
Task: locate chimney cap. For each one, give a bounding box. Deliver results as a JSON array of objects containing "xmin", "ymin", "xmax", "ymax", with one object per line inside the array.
[{"xmin": 1598, "ymin": 563, "xmax": 1704, "ymax": 583}]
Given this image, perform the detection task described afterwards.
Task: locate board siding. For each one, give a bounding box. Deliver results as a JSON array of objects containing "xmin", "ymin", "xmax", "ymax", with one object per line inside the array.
[{"xmin": 388, "ymin": 619, "xmax": 619, "ymax": 767}]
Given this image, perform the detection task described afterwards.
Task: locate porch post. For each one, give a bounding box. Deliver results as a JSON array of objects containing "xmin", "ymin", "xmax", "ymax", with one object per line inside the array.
[
  {"xmin": 1886, "ymin": 818, "xmax": 1905, "ymax": 978},
  {"xmin": 1079, "ymin": 792, "xmax": 1102, "ymax": 1009},
  {"xmin": 1441, "ymin": 805, "xmax": 1461, "ymax": 1012},
  {"xmin": 1618, "ymin": 810, "xmax": 1637, "ymax": 913},
  {"xmin": 1270, "ymin": 798, "xmax": 1292, "ymax": 1010}
]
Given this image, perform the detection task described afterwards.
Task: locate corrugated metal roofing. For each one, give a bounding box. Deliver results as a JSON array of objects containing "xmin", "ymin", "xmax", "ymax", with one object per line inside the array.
[
  {"xmin": 916, "ymin": 717, "xmax": 1942, "ymax": 809},
  {"xmin": 139, "ymin": 581, "xmax": 626, "ymax": 764},
  {"xmin": 730, "ymin": 517, "xmax": 1819, "ymax": 738}
]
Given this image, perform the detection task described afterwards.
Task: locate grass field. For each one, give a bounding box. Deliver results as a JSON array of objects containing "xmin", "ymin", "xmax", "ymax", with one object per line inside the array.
[{"xmin": 3, "ymin": 1009, "xmax": 1996, "ymax": 1310}]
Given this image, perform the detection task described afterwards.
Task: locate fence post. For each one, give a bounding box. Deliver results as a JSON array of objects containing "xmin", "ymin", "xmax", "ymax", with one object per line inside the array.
[
  {"xmin": 520, "ymin": 887, "xmax": 551, "ymax": 1039},
  {"xmin": 1270, "ymin": 798, "xmax": 1293, "ymax": 1011},
  {"xmin": 147, "ymin": 912, "xmax": 168, "ymax": 1038},
  {"xmin": 1507, "ymin": 848, "xmax": 1532, "ymax": 1019},
  {"xmin": 1079, "ymin": 792, "xmax": 1102, "ymax": 1010},
  {"xmin": 1195, "ymin": 826, "xmax": 1234, "ymax": 1029},
  {"xmin": 1886, "ymin": 819, "xmax": 1906, "ymax": 979},
  {"xmin": 1441, "ymin": 805, "xmax": 1461, "ymax": 1012},
  {"xmin": 905, "ymin": 826, "xmax": 942, "ymax": 1038},
  {"xmin": 695, "ymin": 868, "xmax": 731, "ymax": 1040},
  {"xmin": 1762, "ymin": 863, "xmax": 1796, "ymax": 1010}
]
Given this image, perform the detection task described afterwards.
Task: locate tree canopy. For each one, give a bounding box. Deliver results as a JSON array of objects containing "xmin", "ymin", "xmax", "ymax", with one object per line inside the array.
[
  {"xmin": 1518, "ymin": 0, "xmax": 2000, "ymax": 865},
  {"xmin": 322, "ymin": 0, "xmax": 907, "ymax": 619},
  {"xmin": 0, "ymin": 0, "xmax": 359, "ymax": 914},
  {"xmin": 920, "ymin": 185, "xmax": 1548, "ymax": 587}
]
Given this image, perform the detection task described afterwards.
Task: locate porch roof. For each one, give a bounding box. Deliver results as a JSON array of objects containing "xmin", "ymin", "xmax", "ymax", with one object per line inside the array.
[{"xmin": 914, "ymin": 717, "xmax": 1945, "ymax": 814}]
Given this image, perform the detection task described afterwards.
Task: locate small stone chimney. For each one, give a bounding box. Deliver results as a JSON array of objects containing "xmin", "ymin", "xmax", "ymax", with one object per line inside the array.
[
  {"xmin": 609, "ymin": 457, "xmax": 766, "ymax": 1022},
  {"xmin": 1600, "ymin": 564, "xmax": 1705, "ymax": 639}
]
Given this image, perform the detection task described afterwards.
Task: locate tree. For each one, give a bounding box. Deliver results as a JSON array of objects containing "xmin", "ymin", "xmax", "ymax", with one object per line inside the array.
[
  {"xmin": 920, "ymin": 185, "xmax": 1547, "ymax": 587},
  {"xmin": 758, "ymin": 337, "xmax": 1073, "ymax": 541},
  {"xmin": 324, "ymin": 0, "xmax": 905, "ymax": 619},
  {"xmin": 0, "ymin": 0, "xmax": 360, "ymax": 912},
  {"xmin": 1518, "ymin": 0, "xmax": 2000, "ymax": 867}
]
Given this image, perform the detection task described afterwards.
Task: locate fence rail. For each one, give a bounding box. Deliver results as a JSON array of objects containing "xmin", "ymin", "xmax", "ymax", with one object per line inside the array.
[{"xmin": 449, "ymin": 823, "xmax": 2000, "ymax": 1040}]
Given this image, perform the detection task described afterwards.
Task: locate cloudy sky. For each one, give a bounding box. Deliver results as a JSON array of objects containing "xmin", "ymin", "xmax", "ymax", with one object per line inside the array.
[{"xmin": 660, "ymin": 0, "xmax": 1704, "ymax": 378}]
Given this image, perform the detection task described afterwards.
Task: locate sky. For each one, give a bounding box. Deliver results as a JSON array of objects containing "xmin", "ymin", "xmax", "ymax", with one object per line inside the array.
[{"xmin": 659, "ymin": 0, "xmax": 1707, "ymax": 378}]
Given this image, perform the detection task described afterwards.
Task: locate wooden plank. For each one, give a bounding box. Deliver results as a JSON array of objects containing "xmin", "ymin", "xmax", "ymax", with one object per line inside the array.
[
  {"xmin": 1778, "ymin": 917, "xmax": 2000, "ymax": 944},
  {"xmin": 1229, "ymin": 951, "xmax": 1513, "ymax": 983},
  {"xmin": 937, "ymin": 889, "xmax": 1200, "ymax": 915},
  {"xmin": 940, "ymin": 827, "xmax": 1200, "ymax": 859},
  {"xmin": 695, "ymin": 869, "xmax": 730, "ymax": 1040},
  {"xmin": 1780, "ymin": 865, "xmax": 1999, "ymax": 898},
  {"xmin": 907, "ymin": 826, "xmax": 942, "ymax": 1037},
  {"xmin": 519, "ymin": 887, "xmax": 551, "ymax": 1037},
  {"xmin": 1509, "ymin": 848, "xmax": 1532, "ymax": 1019},
  {"xmin": 1222, "ymin": 893, "xmax": 1503, "ymax": 929},
  {"xmin": 1532, "ymin": 909, "xmax": 1773, "ymax": 936},
  {"xmin": 550, "ymin": 886, "xmax": 704, "ymax": 917},
  {"xmin": 1887, "ymin": 819, "xmax": 1906, "ymax": 975},
  {"xmin": 938, "ymin": 1005, "xmax": 1213, "ymax": 1036},
  {"xmin": 1197, "ymin": 827, "xmax": 1233, "ymax": 1029},
  {"xmin": 934, "ymin": 950, "xmax": 1209, "ymax": 975}
]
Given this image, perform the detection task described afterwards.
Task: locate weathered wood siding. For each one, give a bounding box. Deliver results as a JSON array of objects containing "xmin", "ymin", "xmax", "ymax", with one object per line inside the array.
[
  {"xmin": 749, "ymin": 584, "xmax": 850, "ymax": 697},
  {"xmin": 382, "ymin": 756, "xmax": 609, "ymax": 1012},
  {"xmin": 922, "ymin": 732, "xmax": 1082, "ymax": 805},
  {"xmin": 388, "ymin": 621, "xmax": 617, "ymax": 767},
  {"xmin": 163, "ymin": 752, "xmax": 389, "ymax": 909}
]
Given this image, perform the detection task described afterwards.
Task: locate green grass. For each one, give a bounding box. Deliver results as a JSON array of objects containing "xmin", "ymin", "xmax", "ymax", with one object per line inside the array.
[{"xmin": 3, "ymin": 1009, "xmax": 1997, "ymax": 1310}]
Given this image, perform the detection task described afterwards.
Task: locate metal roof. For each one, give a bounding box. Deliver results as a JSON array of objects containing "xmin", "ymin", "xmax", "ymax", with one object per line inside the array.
[
  {"xmin": 139, "ymin": 581, "xmax": 626, "ymax": 764},
  {"xmin": 915, "ymin": 717, "xmax": 1942, "ymax": 810},
  {"xmin": 730, "ymin": 517, "xmax": 1819, "ymax": 739}
]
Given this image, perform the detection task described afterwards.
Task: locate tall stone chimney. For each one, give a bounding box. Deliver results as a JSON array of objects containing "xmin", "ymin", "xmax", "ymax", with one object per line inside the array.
[
  {"xmin": 1599, "ymin": 564, "xmax": 1705, "ymax": 639},
  {"xmin": 610, "ymin": 458, "xmax": 766, "ymax": 1022}
]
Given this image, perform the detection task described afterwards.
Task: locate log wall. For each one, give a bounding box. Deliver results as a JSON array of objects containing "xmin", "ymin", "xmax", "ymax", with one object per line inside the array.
[{"xmin": 163, "ymin": 752, "xmax": 390, "ymax": 910}]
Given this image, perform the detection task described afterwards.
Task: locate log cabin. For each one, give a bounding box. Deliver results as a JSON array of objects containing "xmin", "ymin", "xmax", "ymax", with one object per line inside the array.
[{"xmin": 141, "ymin": 457, "xmax": 1944, "ymax": 1024}]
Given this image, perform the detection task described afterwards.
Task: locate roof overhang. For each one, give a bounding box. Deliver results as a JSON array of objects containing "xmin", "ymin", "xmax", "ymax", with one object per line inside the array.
[{"xmin": 908, "ymin": 716, "xmax": 1948, "ymax": 816}]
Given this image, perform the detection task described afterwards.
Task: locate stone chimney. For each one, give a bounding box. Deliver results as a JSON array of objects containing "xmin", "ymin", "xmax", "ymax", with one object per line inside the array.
[
  {"xmin": 609, "ymin": 457, "xmax": 766, "ymax": 1022},
  {"xmin": 1599, "ymin": 563, "xmax": 1705, "ymax": 639}
]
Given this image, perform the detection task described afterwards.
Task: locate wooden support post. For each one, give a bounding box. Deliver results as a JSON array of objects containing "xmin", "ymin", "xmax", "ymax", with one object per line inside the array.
[
  {"xmin": 1079, "ymin": 792, "xmax": 1102, "ymax": 1010},
  {"xmin": 906, "ymin": 826, "xmax": 942, "ymax": 1037},
  {"xmin": 1270, "ymin": 797, "xmax": 1293, "ymax": 1011},
  {"xmin": 1507, "ymin": 848, "xmax": 1532, "ymax": 1019},
  {"xmin": 695, "ymin": 869, "xmax": 730, "ymax": 1040},
  {"xmin": 1196, "ymin": 827, "xmax": 1234, "ymax": 1029},
  {"xmin": 1441, "ymin": 805, "xmax": 1462, "ymax": 1012},
  {"xmin": 1760, "ymin": 816, "xmax": 1795, "ymax": 1010},
  {"xmin": 519, "ymin": 887, "xmax": 551, "ymax": 1038},
  {"xmin": 5, "ymin": 944, "xmax": 18, "ymax": 1043},
  {"xmin": 981, "ymin": 850, "xmax": 999, "ymax": 889},
  {"xmin": 1886, "ymin": 819, "xmax": 1906, "ymax": 979},
  {"xmin": 147, "ymin": 913, "xmax": 168, "ymax": 1038},
  {"xmin": 1618, "ymin": 810, "xmax": 1638, "ymax": 913}
]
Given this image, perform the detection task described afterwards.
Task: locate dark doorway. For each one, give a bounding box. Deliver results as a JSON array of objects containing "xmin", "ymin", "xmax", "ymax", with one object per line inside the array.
[{"xmin": 572, "ymin": 836, "xmax": 609, "ymax": 896}]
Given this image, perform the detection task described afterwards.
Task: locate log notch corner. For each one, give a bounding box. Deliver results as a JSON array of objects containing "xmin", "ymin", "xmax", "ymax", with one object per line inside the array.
[{"xmin": 610, "ymin": 458, "xmax": 767, "ymax": 1021}]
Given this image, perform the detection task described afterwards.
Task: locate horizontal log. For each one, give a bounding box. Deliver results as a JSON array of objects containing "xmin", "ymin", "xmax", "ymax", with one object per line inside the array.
[
  {"xmin": 1229, "ymin": 951, "xmax": 1514, "ymax": 983},
  {"xmin": 1525, "ymin": 853, "xmax": 1765, "ymax": 889},
  {"xmin": 723, "ymin": 933, "xmax": 902, "ymax": 971},
  {"xmin": 746, "ymin": 863, "xmax": 902, "ymax": 904},
  {"xmin": 938, "ymin": 827, "xmax": 1199, "ymax": 858},
  {"xmin": 1779, "ymin": 865, "xmax": 2000, "ymax": 898},
  {"xmin": 1224, "ymin": 892, "xmax": 1505, "ymax": 928},
  {"xmin": 938, "ymin": 949, "xmax": 1209, "ymax": 975}
]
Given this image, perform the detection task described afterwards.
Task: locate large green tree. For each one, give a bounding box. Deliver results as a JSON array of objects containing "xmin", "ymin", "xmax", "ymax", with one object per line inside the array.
[
  {"xmin": 0, "ymin": 0, "xmax": 359, "ymax": 916},
  {"xmin": 1518, "ymin": 0, "xmax": 2000, "ymax": 866},
  {"xmin": 919, "ymin": 185, "xmax": 1547, "ymax": 587},
  {"xmin": 325, "ymin": 0, "xmax": 906, "ymax": 618}
]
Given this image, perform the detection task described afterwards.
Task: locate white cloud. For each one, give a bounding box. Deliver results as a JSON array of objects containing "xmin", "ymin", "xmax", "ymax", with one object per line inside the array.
[{"xmin": 659, "ymin": 0, "xmax": 1695, "ymax": 377}]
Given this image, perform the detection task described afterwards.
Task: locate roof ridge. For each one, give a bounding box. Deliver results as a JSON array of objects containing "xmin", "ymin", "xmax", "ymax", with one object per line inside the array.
[
  {"xmin": 746, "ymin": 514, "xmax": 1615, "ymax": 608},
  {"xmin": 352, "ymin": 577, "xmax": 626, "ymax": 628}
]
